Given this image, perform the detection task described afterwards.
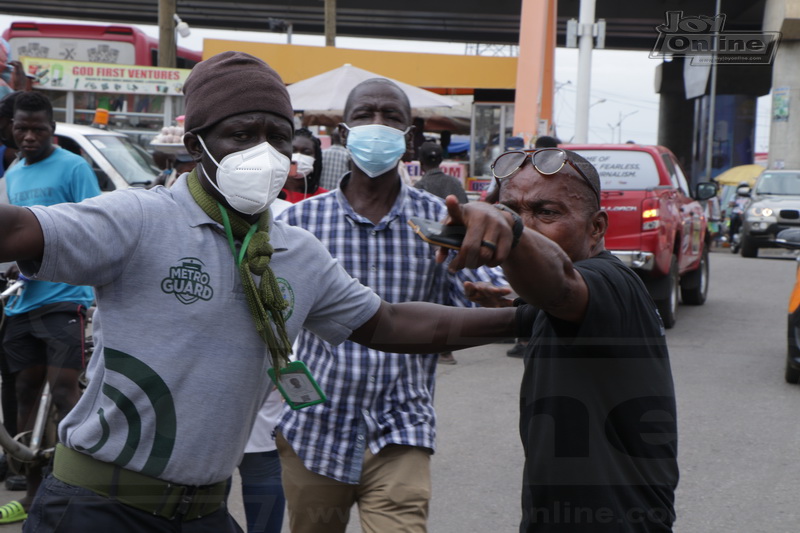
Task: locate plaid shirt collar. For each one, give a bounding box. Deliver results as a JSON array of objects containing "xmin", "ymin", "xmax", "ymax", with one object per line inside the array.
[{"xmin": 335, "ymin": 172, "xmax": 409, "ymax": 231}]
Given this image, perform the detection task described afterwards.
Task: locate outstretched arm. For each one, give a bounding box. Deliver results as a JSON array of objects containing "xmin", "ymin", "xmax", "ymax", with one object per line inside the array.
[
  {"xmin": 349, "ymin": 300, "xmax": 516, "ymax": 353},
  {"xmin": 437, "ymin": 196, "xmax": 601, "ymax": 323},
  {"xmin": 0, "ymin": 205, "xmax": 44, "ymax": 263}
]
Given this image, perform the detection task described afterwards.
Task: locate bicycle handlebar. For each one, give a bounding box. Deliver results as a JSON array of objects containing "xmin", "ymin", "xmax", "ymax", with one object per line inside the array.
[
  {"xmin": 0, "ymin": 280, "xmax": 25, "ymax": 300},
  {"xmin": 0, "ymin": 426, "xmax": 36, "ymax": 463}
]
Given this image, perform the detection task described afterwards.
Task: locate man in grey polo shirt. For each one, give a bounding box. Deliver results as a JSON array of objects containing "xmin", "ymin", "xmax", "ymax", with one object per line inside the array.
[{"xmin": 0, "ymin": 52, "xmax": 516, "ymax": 532}]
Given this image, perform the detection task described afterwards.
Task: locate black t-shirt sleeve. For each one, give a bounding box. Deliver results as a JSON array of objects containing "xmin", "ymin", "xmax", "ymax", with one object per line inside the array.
[
  {"xmin": 515, "ymin": 303, "xmax": 538, "ymax": 337},
  {"xmin": 545, "ymin": 252, "xmax": 664, "ymax": 344}
]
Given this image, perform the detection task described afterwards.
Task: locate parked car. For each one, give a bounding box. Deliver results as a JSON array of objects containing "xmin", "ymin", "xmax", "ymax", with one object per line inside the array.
[
  {"xmin": 53, "ymin": 123, "xmax": 160, "ymax": 191},
  {"xmin": 739, "ymin": 170, "xmax": 800, "ymax": 257},
  {"xmin": 776, "ymin": 228, "xmax": 800, "ymax": 383},
  {"xmin": 566, "ymin": 144, "xmax": 718, "ymax": 328}
]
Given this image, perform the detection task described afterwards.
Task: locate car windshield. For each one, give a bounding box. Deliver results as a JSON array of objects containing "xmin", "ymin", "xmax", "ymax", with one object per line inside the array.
[
  {"xmin": 755, "ymin": 172, "xmax": 800, "ymax": 196},
  {"xmin": 87, "ymin": 135, "xmax": 158, "ymax": 186},
  {"xmin": 570, "ymin": 150, "xmax": 659, "ymax": 190}
]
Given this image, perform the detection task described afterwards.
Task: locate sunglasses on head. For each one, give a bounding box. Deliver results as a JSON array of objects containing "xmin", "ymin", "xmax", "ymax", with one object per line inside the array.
[{"xmin": 490, "ymin": 148, "xmax": 600, "ymax": 207}]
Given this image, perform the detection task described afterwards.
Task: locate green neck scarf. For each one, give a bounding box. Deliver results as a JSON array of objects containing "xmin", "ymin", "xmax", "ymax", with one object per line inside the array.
[{"xmin": 187, "ymin": 169, "xmax": 292, "ymax": 374}]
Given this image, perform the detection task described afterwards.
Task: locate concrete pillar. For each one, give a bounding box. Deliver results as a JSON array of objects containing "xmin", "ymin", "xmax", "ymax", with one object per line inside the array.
[
  {"xmin": 691, "ymin": 94, "xmax": 758, "ymax": 183},
  {"xmin": 656, "ymin": 55, "xmax": 770, "ymax": 187},
  {"xmin": 764, "ymin": 0, "xmax": 800, "ymax": 169},
  {"xmin": 656, "ymin": 58, "xmax": 695, "ymax": 173},
  {"xmin": 658, "ymin": 94, "xmax": 695, "ymax": 170},
  {"xmin": 512, "ymin": 0, "xmax": 552, "ymax": 146}
]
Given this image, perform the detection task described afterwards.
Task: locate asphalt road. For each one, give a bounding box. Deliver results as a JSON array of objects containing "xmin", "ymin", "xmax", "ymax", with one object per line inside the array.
[
  {"xmin": 668, "ymin": 248, "xmax": 800, "ymax": 533},
  {"xmin": 0, "ymin": 247, "xmax": 797, "ymax": 532}
]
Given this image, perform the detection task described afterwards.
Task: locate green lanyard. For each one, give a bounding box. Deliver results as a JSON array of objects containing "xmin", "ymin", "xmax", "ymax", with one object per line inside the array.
[{"xmin": 218, "ymin": 202, "xmax": 258, "ymax": 267}]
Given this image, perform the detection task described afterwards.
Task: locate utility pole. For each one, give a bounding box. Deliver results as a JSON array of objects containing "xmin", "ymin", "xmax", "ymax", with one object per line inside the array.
[
  {"xmin": 704, "ymin": 0, "xmax": 722, "ymax": 182},
  {"xmin": 573, "ymin": 0, "xmax": 596, "ymax": 143},
  {"xmin": 158, "ymin": 0, "xmax": 177, "ymax": 68},
  {"xmin": 324, "ymin": 0, "xmax": 336, "ymax": 47}
]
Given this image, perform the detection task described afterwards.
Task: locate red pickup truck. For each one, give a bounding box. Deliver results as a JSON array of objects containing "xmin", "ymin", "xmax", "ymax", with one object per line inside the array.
[{"xmin": 565, "ymin": 144, "xmax": 718, "ymax": 328}]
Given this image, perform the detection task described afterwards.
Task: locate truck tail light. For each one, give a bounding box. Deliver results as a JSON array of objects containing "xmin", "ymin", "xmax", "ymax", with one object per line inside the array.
[{"xmin": 642, "ymin": 198, "xmax": 660, "ymax": 230}]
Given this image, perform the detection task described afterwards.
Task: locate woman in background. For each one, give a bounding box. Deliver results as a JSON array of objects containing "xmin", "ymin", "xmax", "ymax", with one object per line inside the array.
[{"xmin": 281, "ymin": 128, "xmax": 328, "ymax": 203}]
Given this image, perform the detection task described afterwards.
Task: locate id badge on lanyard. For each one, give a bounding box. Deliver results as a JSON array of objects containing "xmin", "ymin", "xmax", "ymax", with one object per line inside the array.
[{"xmin": 268, "ymin": 361, "xmax": 326, "ymax": 409}]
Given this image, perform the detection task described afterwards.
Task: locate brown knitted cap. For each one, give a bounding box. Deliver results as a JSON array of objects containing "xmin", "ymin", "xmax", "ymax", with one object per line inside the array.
[{"xmin": 183, "ymin": 51, "xmax": 294, "ymax": 133}]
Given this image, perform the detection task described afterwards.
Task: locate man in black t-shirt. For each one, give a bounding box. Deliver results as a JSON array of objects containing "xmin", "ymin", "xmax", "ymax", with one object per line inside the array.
[
  {"xmin": 437, "ymin": 147, "xmax": 678, "ymax": 532},
  {"xmin": 414, "ymin": 141, "xmax": 468, "ymax": 204}
]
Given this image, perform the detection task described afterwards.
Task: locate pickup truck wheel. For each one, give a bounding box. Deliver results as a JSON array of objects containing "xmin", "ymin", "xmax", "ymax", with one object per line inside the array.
[
  {"xmin": 785, "ymin": 360, "xmax": 800, "ymax": 384},
  {"xmin": 680, "ymin": 249, "xmax": 709, "ymax": 305},
  {"xmin": 655, "ymin": 256, "xmax": 679, "ymax": 329},
  {"xmin": 740, "ymin": 234, "xmax": 758, "ymax": 258}
]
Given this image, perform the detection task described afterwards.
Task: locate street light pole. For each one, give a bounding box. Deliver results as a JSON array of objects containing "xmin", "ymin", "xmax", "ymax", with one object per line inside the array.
[
  {"xmin": 573, "ymin": 0, "xmax": 596, "ymax": 143},
  {"xmin": 704, "ymin": 0, "xmax": 722, "ymax": 183},
  {"xmin": 615, "ymin": 110, "xmax": 638, "ymax": 143}
]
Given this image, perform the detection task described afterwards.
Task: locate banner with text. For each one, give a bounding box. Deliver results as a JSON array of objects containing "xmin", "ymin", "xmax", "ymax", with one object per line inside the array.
[{"xmin": 21, "ymin": 56, "xmax": 190, "ymax": 95}]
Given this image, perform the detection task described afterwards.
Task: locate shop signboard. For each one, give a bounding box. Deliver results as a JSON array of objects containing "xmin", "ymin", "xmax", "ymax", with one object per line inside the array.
[
  {"xmin": 465, "ymin": 177, "xmax": 492, "ymax": 192},
  {"xmin": 21, "ymin": 56, "xmax": 190, "ymax": 95},
  {"xmin": 404, "ymin": 161, "xmax": 469, "ymax": 186}
]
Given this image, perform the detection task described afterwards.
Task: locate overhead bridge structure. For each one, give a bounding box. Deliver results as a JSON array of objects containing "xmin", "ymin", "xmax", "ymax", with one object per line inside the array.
[{"xmin": 4, "ymin": 0, "xmax": 799, "ymax": 174}]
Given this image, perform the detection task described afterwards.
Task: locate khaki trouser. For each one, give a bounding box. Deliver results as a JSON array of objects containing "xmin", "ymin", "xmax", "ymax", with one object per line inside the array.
[{"xmin": 276, "ymin": 433, "xmax": 431, "ymax": 533}]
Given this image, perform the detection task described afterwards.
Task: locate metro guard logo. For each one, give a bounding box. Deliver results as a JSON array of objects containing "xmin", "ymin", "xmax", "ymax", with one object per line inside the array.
[
  {"xmin": 650, "ymin": 11, "xmax": 780, "ymax": 65},
  {"xmin": 276, "ymin": 278, "xmax": 295, "ymax": 321},
  {"xmin": 161, "ymin": 257, "xmax": 214, "ymax": 304}
]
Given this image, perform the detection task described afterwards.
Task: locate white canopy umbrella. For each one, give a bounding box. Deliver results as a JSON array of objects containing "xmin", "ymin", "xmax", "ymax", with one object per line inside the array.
[{"xmin": 287, "ymin": 63, "xmax": 460, "ymax": 112}]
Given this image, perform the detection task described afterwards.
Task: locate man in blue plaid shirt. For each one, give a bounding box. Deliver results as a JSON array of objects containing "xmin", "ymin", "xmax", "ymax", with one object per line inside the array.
[{"xmin": 276, "ymin": 78, "xmax": 507, "ymax": 533}]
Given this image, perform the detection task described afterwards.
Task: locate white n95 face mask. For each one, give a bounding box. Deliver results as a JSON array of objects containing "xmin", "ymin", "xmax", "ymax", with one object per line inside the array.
[
  {"xmin": 290, "ymin": 153, "xmax": 315, "ymax": 179},
  {"xmin": 197, "ymin": 136, "xmax": 290, "ymax": 215}
]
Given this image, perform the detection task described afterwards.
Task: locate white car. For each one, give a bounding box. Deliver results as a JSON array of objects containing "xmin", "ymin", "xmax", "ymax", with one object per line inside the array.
[
  {"xmin": 740, "ymin": 170, "xmax": 800, "ymax": 257},
  {"xmin": 53, "ymin": 123, "xmax": 160, "ymax": 191}
]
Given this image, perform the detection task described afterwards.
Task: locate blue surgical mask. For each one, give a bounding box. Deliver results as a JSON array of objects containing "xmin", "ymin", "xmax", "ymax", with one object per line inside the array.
[{"xmin": 343, "ymin": 124, "xmax": 409, "ymax": 178}]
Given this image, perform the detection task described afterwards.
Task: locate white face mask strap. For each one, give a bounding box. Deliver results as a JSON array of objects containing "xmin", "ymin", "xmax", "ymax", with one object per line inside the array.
[
  {"xmin": 196, "ymin": 136, "xmax": 226, "ymax": 191},
  {"xmin": 196, "ymin": 135, "xmax": 222, "ymax": 168},
  {"xmin": 198, "ymin": 161, "xmax": 227, "ymax": 199}
]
